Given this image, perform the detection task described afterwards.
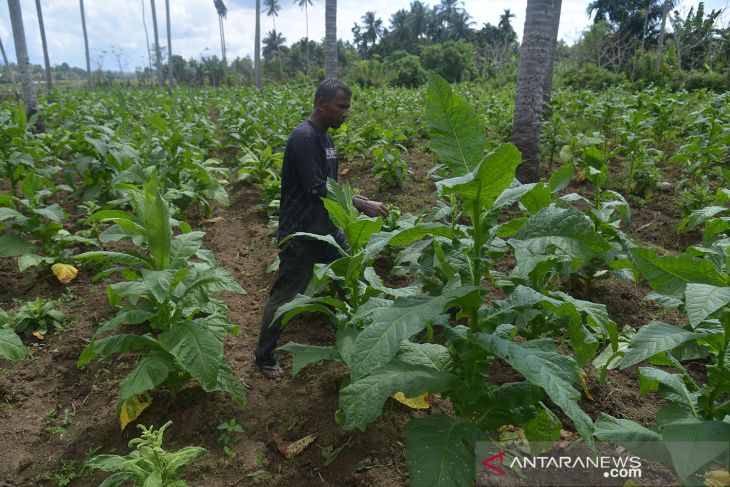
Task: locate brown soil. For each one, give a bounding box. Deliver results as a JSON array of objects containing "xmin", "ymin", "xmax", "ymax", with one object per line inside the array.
[{"xmin": 0, "ymin": 144, "xmax": 707, "ymax": 486}]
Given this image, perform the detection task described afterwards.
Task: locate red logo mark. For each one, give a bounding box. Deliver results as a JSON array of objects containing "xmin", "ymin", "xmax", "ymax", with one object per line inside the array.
[{"xmin": 482, "ymin": 450, "xmax": 507, "ymax": 475}]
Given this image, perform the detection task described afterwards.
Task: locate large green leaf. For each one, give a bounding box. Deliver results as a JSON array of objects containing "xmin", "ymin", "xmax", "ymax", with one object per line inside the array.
[
  {"xmin": 169, "ymin": 231, "xmax": 205, "ymax": 267},
  {"xmin": 94, "ymin": 309, "xmax": 156, "ymax": 337},
  {"xmin": 511, "ymin": 206, "xmax": 611, "ymax": 259},
  {"xmin": 684, "ymin": 284, "xmax": 730, "ymax": 327},
  {"xmin": 212, "ymin": 363, "xmax": 246, "ymax": 405},
  {"xmin": 631, "ymin": 248, "xmax": 729, "ymax": 298},
  {"xmin": 278, "ymin": 342, "xmax": 342, "ymax": 377},
  {"xmin": 436, "ymin": 144, "xmax": 521, "ymax": 215},
  {"xmin": 621, "ymin": 321, "xmax": 707, "ymax": 369},
  {"xmin": 339, "ymin": 362, "xmax": 457, "ymax": 430},
  {"xmin": 158, "ymin": 320, "xmax": 223, "ymax": 389},
  {"xmin": 73, "ymin": 250, "xmax": 151, "ymax": 268},
  {"xmin": 638, "ymin": 367, "xmax": 698, "ymax": 416},
  {"xmin": 476, "ymin": 334, "xmax": 594, "ymax": 445},
  {"xmin": 472, "ymin": 382, "xmax": 545, "ymax": 431},
  {"xmin": 662, "ymin": 420, "xmax": 730, "ymax": 482},
  {"xmin": 181, "ymin": 267, "xmax": 246, "ymax": 301},
  {"xmin": 425, "ymin": 73, "xmax": 485, "ymax": 176},
  {"xmin": 141, "ymin": 178, "xmax": 171, "ymax": 270},
  {"xmin": 78, "ymin": 334, "xmax": 161, "ymax": 367},
  {"xmin": 143, "ymin": 269, "xmax": 178, "ymax": 303},
  {"xmin": 0, "ymin": 328, "xmax": 27, "ymax": 360},
  {"xmin": 119, "ymin": 352, "xmax": 175, "ymax": 400},
  {"xmin": 271, "ymin": 294, "xmax": 342, "ymax": 327},
  {"xmin": 593, "ymin": 413, "xmax": 671, "ymax": 467},
  {"xmin": 350, "ymin": 286, "xmax": 481, "ymax": 379},
  {"xmin": 405, "ymin": 415, "xmax": 484, "ymax": 487},
  {"xmin": 397, "ymin": 341, "xmax": 452, "ymax": 371},
  {"xmin": 0, "ymin": 234, "xmax": 34, "ymax": 258}
]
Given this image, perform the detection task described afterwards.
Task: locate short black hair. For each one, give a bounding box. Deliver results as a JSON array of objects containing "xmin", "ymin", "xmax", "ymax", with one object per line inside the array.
[{"xmin": 313, "ymin": 78, "xmax": 351, "ymax": 108}]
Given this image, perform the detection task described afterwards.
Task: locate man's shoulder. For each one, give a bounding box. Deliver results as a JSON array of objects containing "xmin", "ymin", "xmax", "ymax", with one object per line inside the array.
[{"xmin": 290, "ymin": 120, "xmax": 317, "ymax": 139}]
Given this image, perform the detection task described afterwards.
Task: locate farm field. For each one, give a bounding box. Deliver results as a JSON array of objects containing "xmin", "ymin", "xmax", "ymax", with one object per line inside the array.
[{"xmin": 0, "ymin": 80, "xmax": 729, "ymax": 487}]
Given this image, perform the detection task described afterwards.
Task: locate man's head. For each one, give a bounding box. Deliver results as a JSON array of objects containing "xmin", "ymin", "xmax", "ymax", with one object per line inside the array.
[{"xmin": 313, "ymin": 78, "xmax": 351, "ymax": 129}]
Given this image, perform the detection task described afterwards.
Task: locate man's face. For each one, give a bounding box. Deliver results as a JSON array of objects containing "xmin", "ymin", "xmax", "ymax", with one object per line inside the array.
[{"xmin": 319, "ymin": 89, "xmax": 351, "ymax": 129}]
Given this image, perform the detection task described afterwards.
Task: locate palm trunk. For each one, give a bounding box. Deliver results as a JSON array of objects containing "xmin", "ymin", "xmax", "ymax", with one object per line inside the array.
[
  {"xmin": 0, "ymin": 36, "xmax": 18, "ymax": 95},
  {"xmin": 512, "ymin": 0, "xmax": 557, "ymax": 183},
  {"xmin": 79, "ymin": 0, "xmax": 92, "ymax": 88},
  {"xmin": 324, "ymin": 0, "xmax": 337, "ymax": 79},
  {"xmin": 165, "ymin": 0, "xmax": 173, "ymax": 85},
  {"xmin": 656, "ymin": 0, "xmax": 671, "ymax": 70},
  {"xmin": 273, "ymin": 19, "xmax": 283, "ymax": 79},
  {"xmin": 35, "ymin": 0, "xmax": 52, "ymax": 94},
  {"xmin": 149, "ymin": 0, "xmax": 163, "ymax": 86},
  {"xmin": 141, "ymin": 0, "xmax": 153, "ymax": 83},
  {"xmin": 304, "ymin": 3, "xmax": 309, "ymax": 76},
  {"xmin": 541, "ymin": 0, "xmax": 562, "ymax": 118},
  {"xmin": 7, "ymin": 0, "xmax": 41, "ymax": 129},
  {"xmin": 254, "ymin": 0, "xmax": 261, "ymax": 88},
  {"xmin": 219, "ymin": 15, "xmax": 227, "ymax": 82}
]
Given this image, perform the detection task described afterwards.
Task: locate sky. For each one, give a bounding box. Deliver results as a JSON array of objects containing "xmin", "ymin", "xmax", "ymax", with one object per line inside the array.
[{"xmin": 0, "ymin": 0, "xmax": 727, "ymax": 72}]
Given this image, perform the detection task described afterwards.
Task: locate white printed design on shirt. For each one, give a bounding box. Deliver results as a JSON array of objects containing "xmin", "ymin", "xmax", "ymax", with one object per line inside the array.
[{"xmin": 325, "ymin": 147, "xmax": 337, "ymax": 160}]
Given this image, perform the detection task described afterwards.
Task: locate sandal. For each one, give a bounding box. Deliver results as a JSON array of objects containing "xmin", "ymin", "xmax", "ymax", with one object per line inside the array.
[{"xmin": 256, "ymin": 361, "xmax": 286, "ymax": 380}]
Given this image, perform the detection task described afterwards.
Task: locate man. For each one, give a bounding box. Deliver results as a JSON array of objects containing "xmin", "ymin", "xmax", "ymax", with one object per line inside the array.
[{"xmin": 254, "ymin": 79, "xmax": 388, "ymax": 379}]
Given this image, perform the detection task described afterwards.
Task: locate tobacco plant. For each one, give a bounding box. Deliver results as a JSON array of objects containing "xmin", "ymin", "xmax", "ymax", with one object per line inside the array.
[{"xmin": 75, "ymin": 173, "xmax": 245, "ymax": 427}]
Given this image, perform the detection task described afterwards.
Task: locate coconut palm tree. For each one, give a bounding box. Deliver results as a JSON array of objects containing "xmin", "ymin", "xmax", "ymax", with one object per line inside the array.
[
  {"xmin": 255, "ymin": 0, "xmax": 261, "ymax": 87},
  {"xmin": 34, "ymin": 0, "xmax": 51, "ymax": 94},
  {"xmin": 324, "ymin": 0, "xmax": 336, "ymax": 78},
  {"xmin": 214, "ymin": 0, "xmax": 228, "ymax": 64},
  {"xmin": 361, "ymin": 11, "xmax": 384, "ymax": 56},
  {"xmin": 79, "ymin": 0, "xmax": 92, "ymax": 88},
  {"xmin": 264, "ymin": 0, "xmax": 283, "ymax": 78},
  {"xmin": 149, "ymin": 0, "xmax": 163, "ymax": 86},
  {"xmin": 165, "ymin": 0, "xmax": 173, "ymax": 84},
  {"xmin": 7, "ymin": 0, "xmax": 41, "ymax": 128},
  {"xmin": 511, "ymin": 0, "xmax": 561, "ymax": 183},
  {"xmin": 294, "ymin": 0, "xmax": 314, "ymax": 75}
]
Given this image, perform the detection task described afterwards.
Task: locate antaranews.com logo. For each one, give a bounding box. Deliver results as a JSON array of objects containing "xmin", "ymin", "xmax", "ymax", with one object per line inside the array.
[{"xmin": 480, "ymin": 448, "xmax": 643, "ymax": 485}]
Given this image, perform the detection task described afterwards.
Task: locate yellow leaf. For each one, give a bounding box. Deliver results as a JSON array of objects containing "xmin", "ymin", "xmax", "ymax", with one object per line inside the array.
[
  {"xmin": 51, "ymin": 263, "xmax": 78, "ymax": 284},
  {"xmin": 272, "ymin": 433, "xmax": 316, "ymax": 459},
  {"xmin": 393, "ymin": 392, "xmax": 430, "ymax": 409},
  {"xmin": 579, "ymin": 371, "xmax": 594, "ymax": 401},
  {"xmin": 119, "ymin": 394, "xmax": 153, "ymax": 431},
  {"xmin": 705, "ymin": 470, "xmax": 730, "ymax": 487},
  {"xmin": 32, "ymin": 331, "xmax": 44, "ymax": 340}
]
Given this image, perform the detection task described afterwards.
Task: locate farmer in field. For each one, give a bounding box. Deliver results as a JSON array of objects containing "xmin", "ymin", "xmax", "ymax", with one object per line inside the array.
[{"xmin": 254, "ymin": 79, "xmax": 388, "ymax": 379}]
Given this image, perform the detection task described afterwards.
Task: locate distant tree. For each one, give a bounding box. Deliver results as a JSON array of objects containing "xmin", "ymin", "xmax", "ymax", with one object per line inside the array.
[
  {"xmin": 79, "ymin": 0, "xmax": 92, "ymax": 88},
  {"xmin": 670, "ymin": 2, "xmax": 723, "ymax": 70},
  {"xmin": 35, "ymin": 0, "xmax": 51, "ymax": 94},
  {"xmin": 0, "ymin": 36, "xmax": 17, "ymax": 91},
  {"xmin": 7, "ymin": 0, "xmax": 41, "ymax": 129},
  {"xmin": 360, "ymin": 11, "xmax": 384, "ymax": 57},
  {"xmin": 264, "ymin": 0, "xmax": 284, "ymax": 78},
  {"xmin": 498, "ymin": 9, "xmax": 517, "ymax": 43},
  {"xmin": 324, "ymin": 0, "xmax": 337, "ymax": 78},
  {"xmin": 512, "ymin": 0, "xmax": 562, "ymax": 183}
]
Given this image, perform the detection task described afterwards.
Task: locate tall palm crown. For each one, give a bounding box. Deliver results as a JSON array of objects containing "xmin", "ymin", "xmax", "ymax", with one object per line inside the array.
[
  {"xmin": 214, "ymin": 0, "xmax": 227, "ymax": 17},
  {"xmin": 294, "ymin": 0, "xmax": 314, "ymax": 74}
]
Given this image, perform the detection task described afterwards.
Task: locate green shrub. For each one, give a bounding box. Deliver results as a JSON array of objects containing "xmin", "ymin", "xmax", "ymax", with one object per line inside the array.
[
  {"xmin": 391, "ymin": 55, "xmax": 427, "ymax": 88},
  {"xmin": 558, "ymin": 63, "xmax": 627, "ymax": 90}
]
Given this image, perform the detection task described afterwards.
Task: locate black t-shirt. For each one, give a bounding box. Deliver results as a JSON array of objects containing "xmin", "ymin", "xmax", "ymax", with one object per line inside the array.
[{"xmin": 277, "ymin": 119, "xmax": 340, "ymax": 244}]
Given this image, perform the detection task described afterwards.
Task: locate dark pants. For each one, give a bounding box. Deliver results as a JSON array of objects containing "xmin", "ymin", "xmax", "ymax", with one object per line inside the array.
[{"xmin": 255, "ymin": 238, "xmax": 342, "ymax": 366}]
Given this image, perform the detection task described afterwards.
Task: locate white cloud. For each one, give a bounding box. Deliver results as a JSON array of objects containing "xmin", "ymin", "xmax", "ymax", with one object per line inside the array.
[{"xmin": 0, "ymin": 0, "xmax": 726, "ymax": 70}]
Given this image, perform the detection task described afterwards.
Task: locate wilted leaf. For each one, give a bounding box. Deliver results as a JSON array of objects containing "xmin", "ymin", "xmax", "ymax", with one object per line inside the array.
[
  {"xmin": 393, "ymin": 392, "xmax": 430, "ymax": 409},
  {"xmin": 119, "ymin": 393, "xmax": 153, "ymax": 430},
  {"xmin": 579, "ymin": 371, "xmax": 594, "ymax": 401},
  {"xmin": 201, "ymin": 216, "xmax": 224, "ymax": 224},
  {"xmin": 705, "ymin": 470, "xmax": 730, "ymax": 487},
  {"xmin": 272, "ymin": 433, "xmax": 316, "ymax": 459},
  {"xmin": 51, "ymin": 263, "xmax": 79, "ymax": 284},
  {"xmin": 32, "ymin": 331, "xmax": 44, "ymax": 340}
]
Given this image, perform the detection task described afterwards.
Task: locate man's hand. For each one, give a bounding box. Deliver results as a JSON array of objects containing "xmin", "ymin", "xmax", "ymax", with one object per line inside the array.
[{"xmin": 353, "ymin": 195, "xmax": 389, "ymax": 218}]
